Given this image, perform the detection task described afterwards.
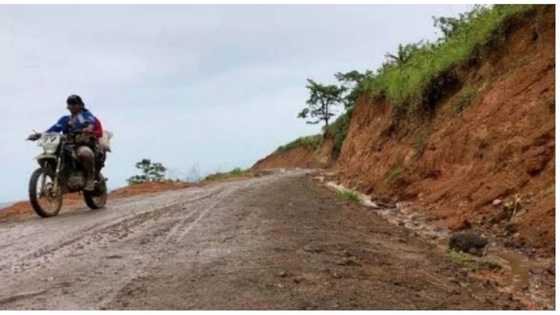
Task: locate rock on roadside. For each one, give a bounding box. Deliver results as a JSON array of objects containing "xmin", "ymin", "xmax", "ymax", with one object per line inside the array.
[{"xmin": 449, "ymin": 230, "xmax": 489, "ymax": 256}]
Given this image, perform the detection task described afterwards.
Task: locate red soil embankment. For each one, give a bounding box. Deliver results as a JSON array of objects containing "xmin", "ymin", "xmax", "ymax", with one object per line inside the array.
[
  {"xmin": 337, "ymin": 6, "xmax": 554, "ymax": 255},
  {"xmin": 253, "ymin": 6, "xmax": 554, "ymax": 256}
]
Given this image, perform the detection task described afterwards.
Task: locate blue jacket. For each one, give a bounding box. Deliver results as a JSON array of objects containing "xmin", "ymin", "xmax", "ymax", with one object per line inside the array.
[{"xmin": 47, "ymin": 109, "xmax": 97, "ymax": 134}]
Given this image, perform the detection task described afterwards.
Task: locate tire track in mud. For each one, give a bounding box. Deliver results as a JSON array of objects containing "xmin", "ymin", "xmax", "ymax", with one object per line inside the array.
[
  {"xmin": 167, "ymin": 180, "xmax": 256, "ymax": 243},
  {"xmin": 0, "ymin": 189, "xmax": 221, "ymax": 274},
  {"xmin": 0, "ymin": 187, "xmax": 226, "ymax": 308},
  {"xmin": 98, "ymin": 180, "xmax": 262, "ymax": 308},
  {"xmin": 0, "ymin": 172, "xmax": 286, "ymax": 309},
  {"xmin": 99, "ymin": 170, "xmax": 526, "ymax": 310}
]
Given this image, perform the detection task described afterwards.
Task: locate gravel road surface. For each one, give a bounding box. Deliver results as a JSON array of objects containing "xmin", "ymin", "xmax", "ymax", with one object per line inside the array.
[{"xmin": 0, "ymin": 170, "xmax": 521, "ymax": 309}]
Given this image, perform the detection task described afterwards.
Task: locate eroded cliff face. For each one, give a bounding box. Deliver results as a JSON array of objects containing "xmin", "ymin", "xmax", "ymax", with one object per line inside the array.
[
  {"xmin": 253, "ymin": 6, "xmax": 554, "ymax": 254},
  {"xmin": 336, "ymin": 6, "xmax": 554, "ymax": 254}
]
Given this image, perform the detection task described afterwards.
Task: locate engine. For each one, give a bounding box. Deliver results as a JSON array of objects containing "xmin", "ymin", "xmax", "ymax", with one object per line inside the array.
[{"xmin": 66, "ymin": 171, "xmax": 85, "ymax": 192}]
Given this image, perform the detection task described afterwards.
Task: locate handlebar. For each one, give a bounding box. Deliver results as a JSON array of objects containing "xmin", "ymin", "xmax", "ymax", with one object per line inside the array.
[
  {"xmin": 27, "ymin": 130, "xmax": 95, "ymax": 142},
  {"xmin": 26, "ymin": 133, "xmax": 42, "ymax": 141}
]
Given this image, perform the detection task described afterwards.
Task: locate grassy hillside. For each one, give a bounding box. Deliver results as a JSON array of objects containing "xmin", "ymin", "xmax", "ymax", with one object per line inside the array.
[
  {"xmin": 274, "ymin": 5, "xmax": 537, "ymax": 156},
  {"xmin": 361, "ymin": 4, "xmax": 535, "ymax": 117},
  {"xmin": 275, "ymin": 134, "xmax": 323, "ymax": 153}
]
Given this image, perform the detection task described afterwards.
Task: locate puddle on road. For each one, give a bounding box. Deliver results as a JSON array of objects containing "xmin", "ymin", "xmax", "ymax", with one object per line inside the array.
[
  {"xmin": 497, "ymin": 250, "xmax": 530, "ymax": 291},
  {"xmin": 489, "ymin": 248, "xmax": 555, "ymax": 309}
]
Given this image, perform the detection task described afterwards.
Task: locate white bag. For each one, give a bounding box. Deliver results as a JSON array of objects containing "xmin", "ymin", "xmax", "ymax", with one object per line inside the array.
[{"xmin": 99, "ymin": 130, "xmax": 113, "ymax": 152}]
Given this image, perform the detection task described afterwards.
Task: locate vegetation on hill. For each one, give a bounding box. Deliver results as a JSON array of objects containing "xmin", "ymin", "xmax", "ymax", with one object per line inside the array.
[
  {"xmin": 127, "ymin": 159, "xmax": 168, "ymax": 185},
  {"xmin": 275, "ymin": 134, "xmax": 323, "ymax": 153},
  {"xmin": 282, "ymin": 4, "xmax": 536, "ymax": 156},
  {"xmin": 204, "ymin": 167, "xmax": 252, "ymax": 181},
  {"xmin": 361, "ymin": 4, "xmax": 535, "ymax": 117},
  {"xmin": 297, "ymin": 79, "xmax": 345, "ymax": 128}
]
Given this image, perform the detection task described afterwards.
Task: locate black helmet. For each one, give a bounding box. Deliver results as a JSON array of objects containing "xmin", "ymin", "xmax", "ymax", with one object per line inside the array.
[{"xmin": 66, "ymin": 94, "xmax": 84, "ymax": 107}]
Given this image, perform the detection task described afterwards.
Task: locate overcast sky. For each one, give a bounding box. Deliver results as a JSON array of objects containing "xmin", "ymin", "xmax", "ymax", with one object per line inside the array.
[{"xmin": 0, "ymin": 4, "xmax": 471, "ymax": 202}]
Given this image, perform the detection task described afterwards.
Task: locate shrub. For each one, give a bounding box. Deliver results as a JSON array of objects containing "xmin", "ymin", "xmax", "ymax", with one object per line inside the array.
[
  {"xmin": 127, "ymin": 159, "xmax": 167, "ymax": 185},
  {"xmin": 447, "ymin": 249, "xmax": 503, "ymax": 271},
  {"xmin": 275, "ymin": 134, "xmax": 323, "ymax": 153},
  {"xmin": 204, "ymin": 167, "xmax": 251, "ymax": 181},
  {"xmin": 336, "ymin": 190, "xmax": 360, "ymax": 203}
]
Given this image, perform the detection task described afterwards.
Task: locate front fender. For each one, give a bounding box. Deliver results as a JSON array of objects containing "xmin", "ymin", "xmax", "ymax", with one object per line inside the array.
[
  {"xmin": 35, "ymin": 154, "xmax": 58, "ymax": 170},
  {"xmin": 34, "ymin": 154, "xmax": 57, "ymax": 161}
]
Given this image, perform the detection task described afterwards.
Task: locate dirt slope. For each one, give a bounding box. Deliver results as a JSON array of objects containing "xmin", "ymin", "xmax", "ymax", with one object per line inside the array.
[
  {"xmin": 253, "ymin": 138, "xmax": 334, "ymax": 170},
  {"xmin": 336, "ymin": 6, "xmax": 554, "ymax": 255},
  {"xmin": 0, "ymin": 170, "xmax": 528, "ymax": 310},
  {"xmin": 255, "ymin": 6, "xmax": 555, "ymax": 256}
]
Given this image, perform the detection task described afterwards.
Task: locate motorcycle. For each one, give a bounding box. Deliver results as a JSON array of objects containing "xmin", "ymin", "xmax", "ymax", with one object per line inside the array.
[{"xmin": 27, "ymin": 131, "xmax": 108, "ymax": 217}]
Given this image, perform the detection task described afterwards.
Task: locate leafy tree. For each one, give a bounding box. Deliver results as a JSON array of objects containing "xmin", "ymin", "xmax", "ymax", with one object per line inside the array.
[
  {"xmin": 127, "ymin": 159, "xmax": 167, "ymax": 185},
  {"xmin": 298, "ymin": 79, "xmax": 346, "ymax": 129},
  {"xmin": 432, "ymin": 5, "xmax": 487, "ymax": 40},
  {"xmin": 335, "ymin": 70, "xmax": 371, "ymax": 84},
  {"xmin": 384, "ymin": 43, "xmax": 421, "ymax": 66},
  {"xmin": 335, "ymin": 70, "xmax": 373, "ymax": 109}
]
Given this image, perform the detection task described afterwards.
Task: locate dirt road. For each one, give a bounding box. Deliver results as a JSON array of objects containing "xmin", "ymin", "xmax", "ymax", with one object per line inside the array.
[{"xmin": 0, "ymin": 170, "xmax": 522, "ymax": 309}]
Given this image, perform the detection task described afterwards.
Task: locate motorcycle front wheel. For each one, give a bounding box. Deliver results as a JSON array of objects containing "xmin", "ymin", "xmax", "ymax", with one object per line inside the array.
[{"xmin": 29, "ymin": 168, "xmax": 63, "ymax": 218}]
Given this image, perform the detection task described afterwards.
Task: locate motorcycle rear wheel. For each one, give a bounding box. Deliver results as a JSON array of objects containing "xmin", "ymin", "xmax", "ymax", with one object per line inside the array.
[
  {"xmin": 84, "ymin": 177, "xmax": 107, "ymax": 210},
  {"xmin": 29, "ymin": 168, "xmax": 63, "ymax": 218}
]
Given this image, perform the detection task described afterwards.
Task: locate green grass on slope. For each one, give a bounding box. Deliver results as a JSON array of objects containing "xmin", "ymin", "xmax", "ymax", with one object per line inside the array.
[
  {"xmin": 275, "ymin": 134, "xmax": 323, "ymax": 153},
  {"xmin": 204, "ymin": 167, "xmax": 251, "ymax": 181},
  {"xmin": 280, "ymin": 5, "xmax": 536, "ymax": 159},
  {"xmin": 361, "ymin": 5, "xmax": 535, "ymax": 117}
]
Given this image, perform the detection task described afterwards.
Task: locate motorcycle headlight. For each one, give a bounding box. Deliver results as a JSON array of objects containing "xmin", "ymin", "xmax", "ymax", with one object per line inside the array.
[{"xmin": 39, "ymin": 134, "xmax": 61, "ymax": 155}]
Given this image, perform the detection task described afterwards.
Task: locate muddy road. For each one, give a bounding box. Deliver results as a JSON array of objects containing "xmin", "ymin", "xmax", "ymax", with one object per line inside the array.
[{"xmin": 0, "ymin": 170, "xmax": 523, "ymax": 309}]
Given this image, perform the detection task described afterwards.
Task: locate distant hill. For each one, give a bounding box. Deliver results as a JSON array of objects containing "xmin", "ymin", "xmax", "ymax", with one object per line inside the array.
[{"xmin": 0, "ymin": 202, "xmax": 15, "ymax": 210}]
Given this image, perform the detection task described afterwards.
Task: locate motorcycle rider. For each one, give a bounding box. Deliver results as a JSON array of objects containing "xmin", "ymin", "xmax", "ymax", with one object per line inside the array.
[{"xmin": 28, "ymin": 95, "xmax": 99, "ymax": 191}]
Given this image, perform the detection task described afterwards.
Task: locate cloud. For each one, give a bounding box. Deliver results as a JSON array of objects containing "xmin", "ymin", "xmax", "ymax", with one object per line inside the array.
[{"xmin": 0, "ymin": 4, "xmax": 470, "ymax": 201}]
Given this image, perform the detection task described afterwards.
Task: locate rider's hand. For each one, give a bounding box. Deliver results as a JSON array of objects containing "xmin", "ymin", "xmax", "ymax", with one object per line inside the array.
[{"xmin": 27, "ymin": 133, "xmax": 42, "ymax": 141}]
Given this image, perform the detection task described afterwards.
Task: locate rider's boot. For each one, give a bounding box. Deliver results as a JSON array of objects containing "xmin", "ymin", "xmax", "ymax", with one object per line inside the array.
[{"xmin": 77, "ymin": 146, "xmax": 96, "ymax": 191}]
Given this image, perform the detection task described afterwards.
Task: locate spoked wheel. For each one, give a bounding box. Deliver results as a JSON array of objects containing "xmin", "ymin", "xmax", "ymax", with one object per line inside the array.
[
  {"xmin": 29, "ymin": 168, "xmax": 63, "ymax": 218},
  {"xmin": 84, "ymin": 175, "xmax": 107, "ymax": 210}
]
